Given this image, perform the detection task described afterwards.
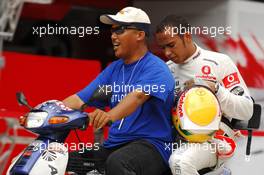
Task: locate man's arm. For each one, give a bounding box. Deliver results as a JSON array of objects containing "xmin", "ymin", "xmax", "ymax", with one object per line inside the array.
[
  {"xmin": 215, "ymin": 84, "xmax": 253, "ymax": 121},
  {"xmin": 63, "ymin": 94, "xmax": 85, "ymax": 110},
  {"xmin": 89, "ymin": 90, "xmax": 150, "ymax": 129},
  {"xmin": 183, "ymin": 78, "xmax": 253, "ymax": 121},
  {"xmin": 208, "ymin": 57, "xmax": 253, "ymax": 121},
  {"xmin": 108, "ymin": 90, "xmax": 150, "ymax": 121}
]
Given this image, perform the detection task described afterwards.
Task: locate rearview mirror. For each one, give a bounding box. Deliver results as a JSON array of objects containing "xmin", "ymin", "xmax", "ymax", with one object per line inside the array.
[{"xmin": 16, "ymin": 92, "xmax": 33, "ymax": 110}]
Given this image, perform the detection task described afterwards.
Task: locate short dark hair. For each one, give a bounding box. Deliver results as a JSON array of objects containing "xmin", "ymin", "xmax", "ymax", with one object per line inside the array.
[
  {"xmin": 156, "ymin": 15, "xmax": 191, "ymax": 37},
  {"xmin": 130, "ymin": 23, "xmax": 150, "ymax": 37}
]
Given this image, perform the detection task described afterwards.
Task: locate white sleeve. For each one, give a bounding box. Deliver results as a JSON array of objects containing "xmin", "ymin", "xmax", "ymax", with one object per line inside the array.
[{"xmin": 216, "ymin": 56, "xmax": 253, "ymax": 121}]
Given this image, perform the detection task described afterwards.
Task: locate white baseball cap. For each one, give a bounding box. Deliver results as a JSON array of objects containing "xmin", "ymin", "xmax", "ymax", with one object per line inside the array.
[
  {"xmin": 100, "ymin": 7, "xmax": 151, "ymax": 25},
  {"xmin": 100, "ymin": 7, "xmax": 151, "ymax": 35}
]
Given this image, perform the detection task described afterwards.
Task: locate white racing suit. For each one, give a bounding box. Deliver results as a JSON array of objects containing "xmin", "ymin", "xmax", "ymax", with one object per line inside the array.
[{"xmin": 167, "ymin": 45, "xmax": 253, "ymax": 175}]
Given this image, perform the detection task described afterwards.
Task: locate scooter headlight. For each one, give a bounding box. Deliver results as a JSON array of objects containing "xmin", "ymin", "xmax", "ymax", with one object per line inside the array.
[{"xmin": 26, "ymin": 112, "xmax": 48, "ymax": 128}]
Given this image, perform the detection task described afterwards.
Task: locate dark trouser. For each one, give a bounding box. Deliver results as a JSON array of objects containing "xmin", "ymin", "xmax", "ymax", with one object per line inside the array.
[{"xmin": 67, "ymin": 140, "xmax": 169, "ymax": 175}]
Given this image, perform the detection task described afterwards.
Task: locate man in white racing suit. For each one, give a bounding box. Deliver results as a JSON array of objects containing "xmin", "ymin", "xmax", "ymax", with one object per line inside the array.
[{"xmin": 155, "ymin": 15, "xmax": 253, "ymax": 175}]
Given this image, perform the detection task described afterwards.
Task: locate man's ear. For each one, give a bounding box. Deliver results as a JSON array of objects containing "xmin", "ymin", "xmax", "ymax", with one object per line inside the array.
[
  {"xmin": 137, "ymin": 31, "xmax": 146, "ymax": 41},
  {"xmin": 183, "ymin": 32, "xmax": 192, "ymax": 43}
]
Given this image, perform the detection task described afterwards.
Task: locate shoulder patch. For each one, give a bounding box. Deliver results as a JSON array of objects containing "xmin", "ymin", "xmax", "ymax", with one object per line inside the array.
[{"xmin": 222, "ymin": 72, "xmax": 240, "ymax": 88}]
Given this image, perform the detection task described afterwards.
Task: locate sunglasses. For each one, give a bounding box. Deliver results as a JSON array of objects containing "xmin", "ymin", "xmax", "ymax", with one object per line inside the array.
[{"xmin": 111, "ymin": 25, "xmax": 141, "ymax": 35}]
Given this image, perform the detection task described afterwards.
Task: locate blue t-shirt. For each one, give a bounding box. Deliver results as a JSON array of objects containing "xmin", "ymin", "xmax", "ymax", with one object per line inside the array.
[{"xmin": 77, "ymin": 52, "xmax": 175, "ymax": 164}]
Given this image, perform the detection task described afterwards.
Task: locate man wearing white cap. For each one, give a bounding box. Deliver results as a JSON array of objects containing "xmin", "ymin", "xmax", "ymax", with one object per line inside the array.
[{"xmin": 64, "ymin": 7, "xmax": 175, "ymax": 175}]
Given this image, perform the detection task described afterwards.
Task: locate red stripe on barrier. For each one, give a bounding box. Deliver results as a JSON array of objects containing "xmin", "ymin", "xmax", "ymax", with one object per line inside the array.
[{"xmin": 240, "ymin": 130, "xmax": 264, "ymax": 137}]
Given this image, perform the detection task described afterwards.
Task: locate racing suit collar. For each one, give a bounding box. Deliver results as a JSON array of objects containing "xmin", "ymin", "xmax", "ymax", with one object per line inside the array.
[{"xmin": 183, "ymin": 44, "xmax": 201, "ymax": 64}]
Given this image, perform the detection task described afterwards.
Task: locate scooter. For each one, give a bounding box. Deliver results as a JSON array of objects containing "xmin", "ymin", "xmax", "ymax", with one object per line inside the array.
[
  {"xmin": 7, "ymin": 87, "xmax": 110, "ymax": 175},
  {"xmin": 6, "ymin": 85, "xmax": 232, "ymax": 175}
]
